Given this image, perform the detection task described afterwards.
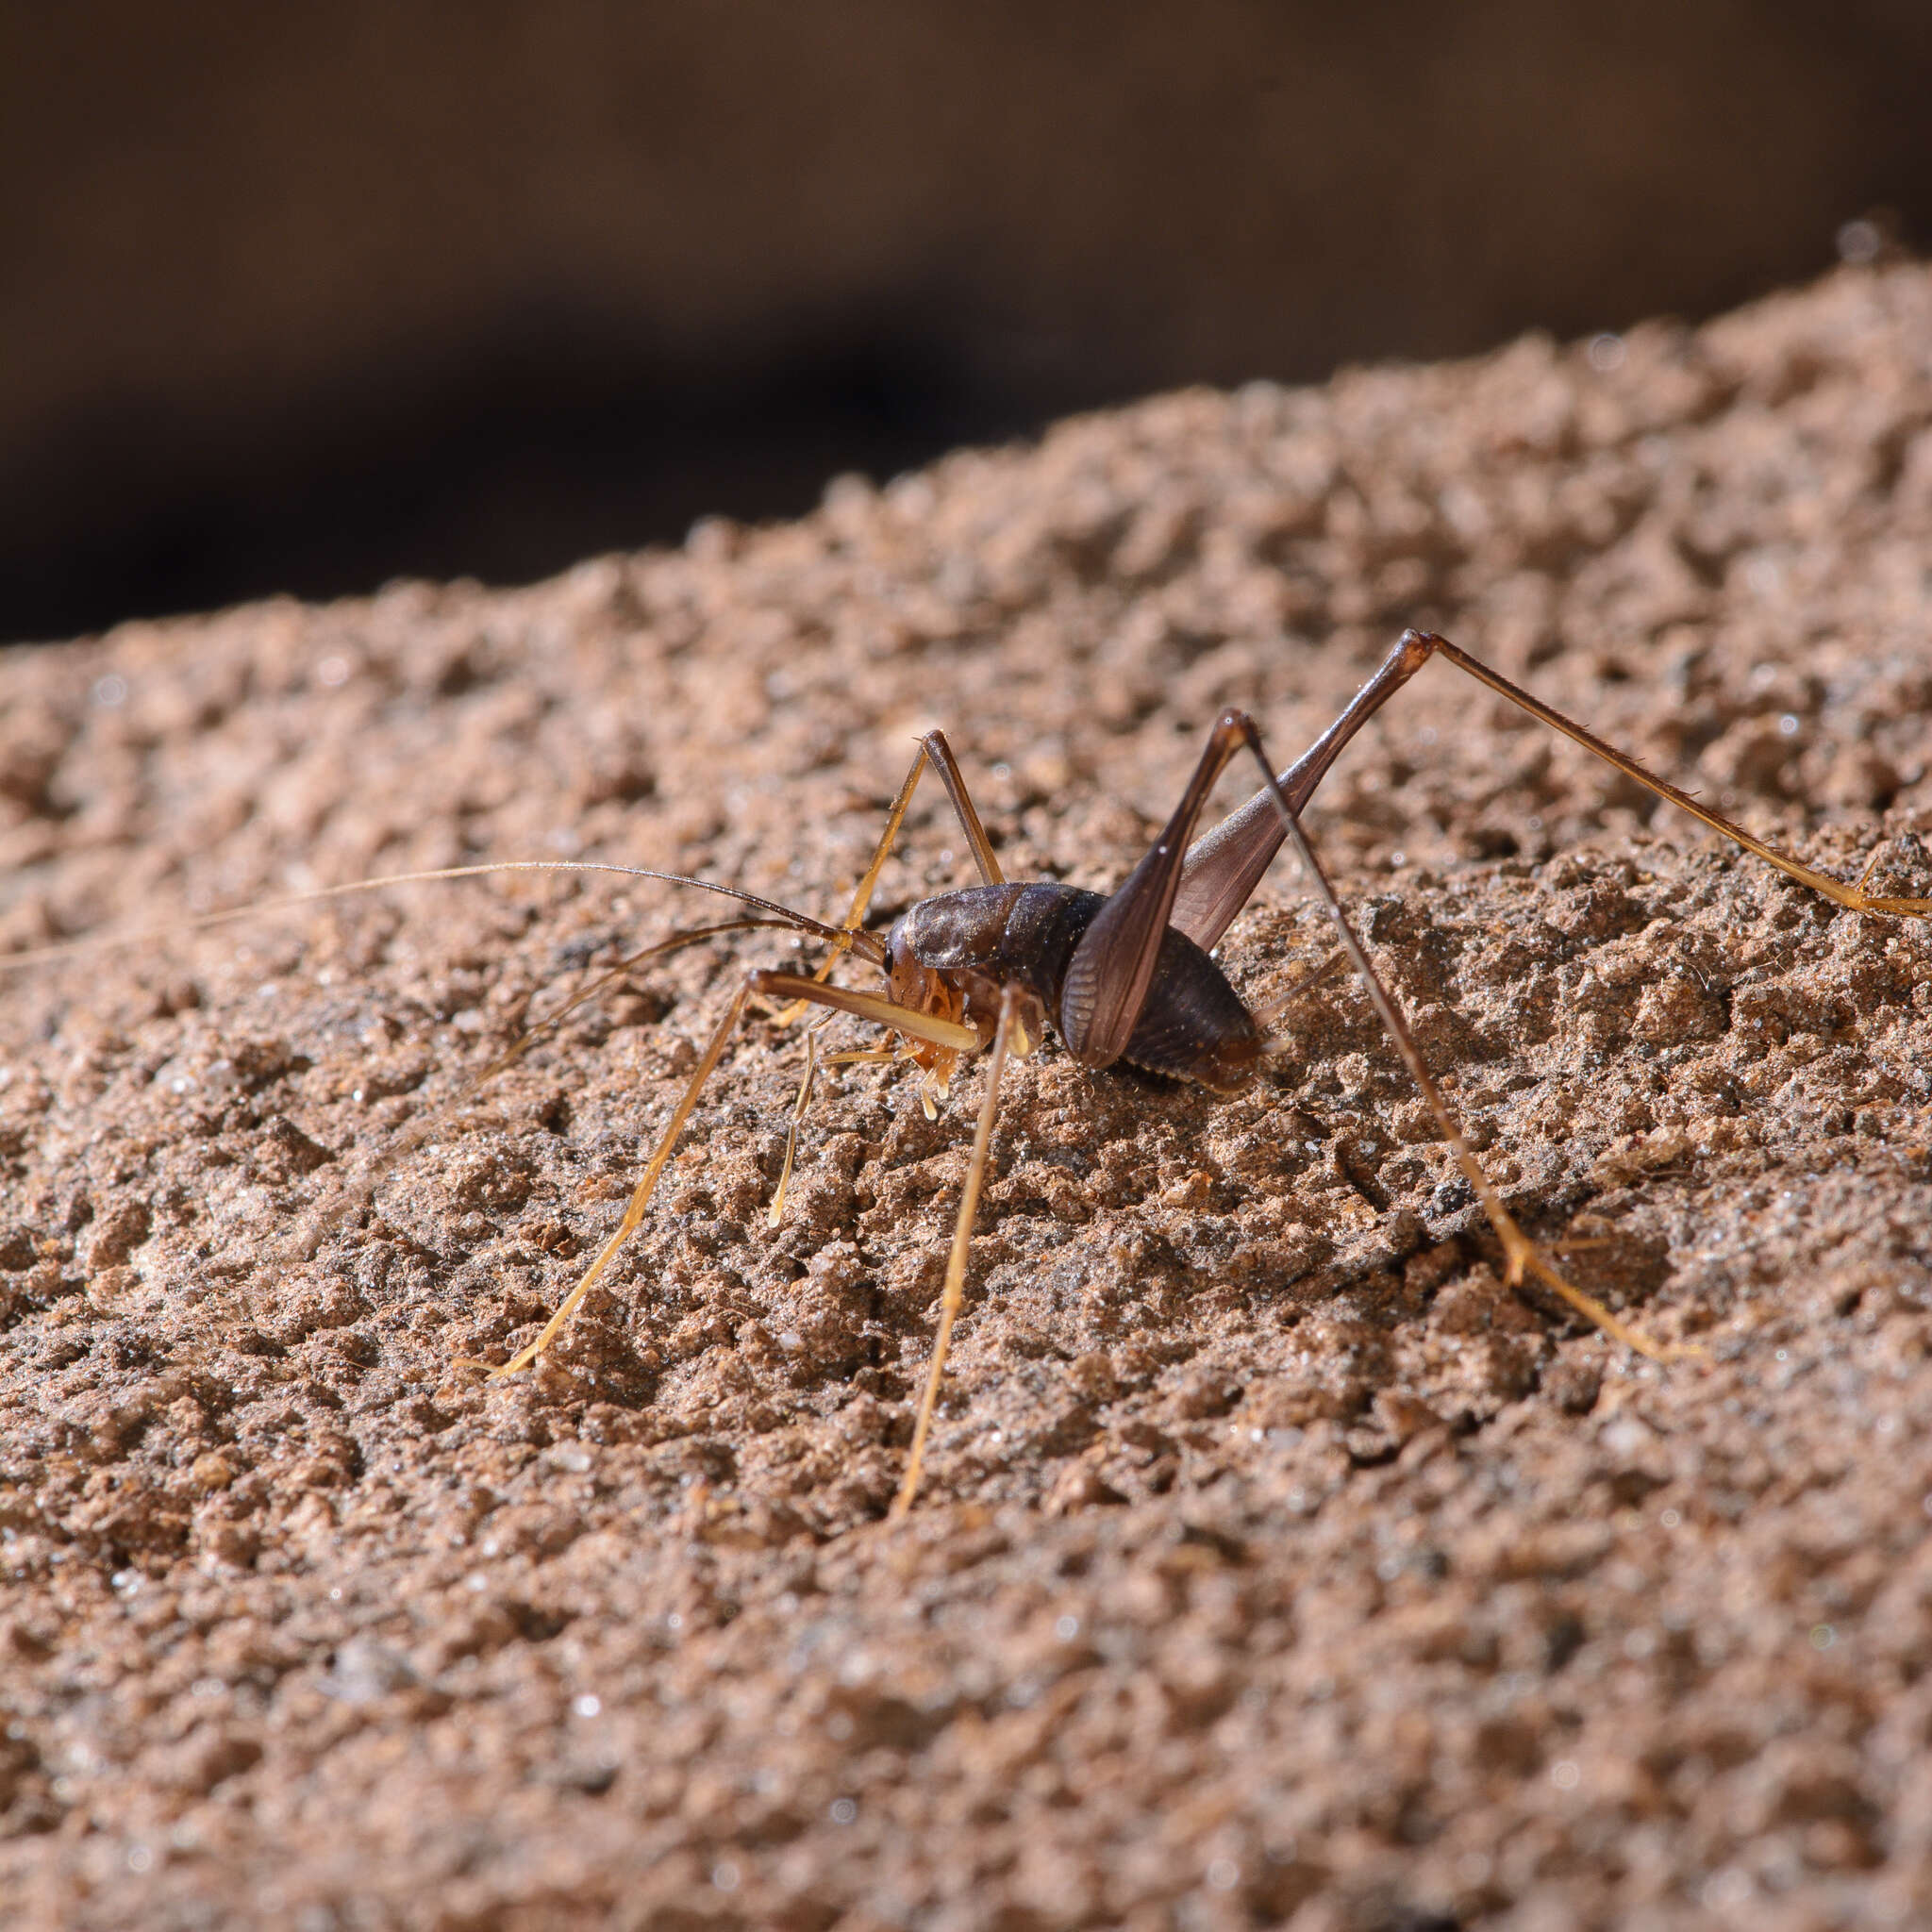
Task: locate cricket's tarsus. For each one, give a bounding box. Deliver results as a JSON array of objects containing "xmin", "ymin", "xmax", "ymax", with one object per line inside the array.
[{"xmin": 12, "ymin": 628, "xmax": 1928, "ymax": 1518}]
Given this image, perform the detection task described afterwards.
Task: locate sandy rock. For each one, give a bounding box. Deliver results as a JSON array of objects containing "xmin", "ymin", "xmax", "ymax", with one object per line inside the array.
[{"xmin": 3, "ymin": 263, "xmax": 1931, "ymax": 1928}]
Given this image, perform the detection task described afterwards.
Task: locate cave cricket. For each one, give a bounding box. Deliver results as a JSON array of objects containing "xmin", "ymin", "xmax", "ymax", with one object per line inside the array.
[{"xmin": 7, "ymin": 629, "xmax": 1929, "ymax": 1515}]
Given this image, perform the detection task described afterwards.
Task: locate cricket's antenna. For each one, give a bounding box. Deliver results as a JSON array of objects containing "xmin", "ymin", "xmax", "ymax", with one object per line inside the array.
[{"xmin": 0, "ymin": 859, "xmax": 889, "ymax": 972}]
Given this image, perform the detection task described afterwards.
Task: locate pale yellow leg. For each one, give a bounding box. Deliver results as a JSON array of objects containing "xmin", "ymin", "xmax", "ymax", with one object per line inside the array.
[
  {"xmin": 767, "ymin": 1023, "xmax": 823, "ymax": 1227},
  {"xmin": 748, "ymin": 970, "xmax": 981, "ymax": 1051},
  {"xmin": 776, "ymin": 727, "xmax": 1009, "ymax": 1023},
  {"xmin": 481, "ymin": 972, "xmax": 997, "ymax": 1379},
  {"xmin": 891, "ymin": 984, "xmax": 1034, "ymax": 1519},
  {"xmin": 774, "ymin": 740, "xmax": 934, "ymax": 1024},
  {"xmin": 483, "ymin": 984, "xmax": 752, "ymax": 1377}
]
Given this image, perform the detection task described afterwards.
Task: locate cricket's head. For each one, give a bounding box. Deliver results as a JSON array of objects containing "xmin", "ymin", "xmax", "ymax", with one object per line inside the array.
[{"xmin": 875, "ymin": 927, "xmax": 972, "ymax": 1117}]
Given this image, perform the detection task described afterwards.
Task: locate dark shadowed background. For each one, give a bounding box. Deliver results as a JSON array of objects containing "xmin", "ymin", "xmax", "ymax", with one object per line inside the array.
[{"xmin": 4, "ymin": 0, "xmax": 1930, "ymax": 645}]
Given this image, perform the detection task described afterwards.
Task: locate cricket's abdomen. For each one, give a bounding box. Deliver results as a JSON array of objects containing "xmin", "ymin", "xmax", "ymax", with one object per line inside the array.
[{"xmin": 888, "ymin": 882, "xmax": 1261, "ymax": 1091}]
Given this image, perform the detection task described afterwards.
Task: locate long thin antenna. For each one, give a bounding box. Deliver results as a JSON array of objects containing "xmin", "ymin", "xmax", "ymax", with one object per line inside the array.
[{"xmin": 0, "ymin": 860, "xmax": 888, "ymax": 971}]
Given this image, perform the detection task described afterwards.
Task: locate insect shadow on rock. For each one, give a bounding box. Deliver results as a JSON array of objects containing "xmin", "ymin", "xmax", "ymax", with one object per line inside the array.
[{"xmin": 10, "ymin": 629, "xmax": 1930, "ymax": 1515}]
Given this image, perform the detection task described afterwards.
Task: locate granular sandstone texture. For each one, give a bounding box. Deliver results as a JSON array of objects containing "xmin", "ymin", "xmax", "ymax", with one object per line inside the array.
[{"xmin": 3, "ymin": 265, "xmax": 1932, "ymax": 1930}]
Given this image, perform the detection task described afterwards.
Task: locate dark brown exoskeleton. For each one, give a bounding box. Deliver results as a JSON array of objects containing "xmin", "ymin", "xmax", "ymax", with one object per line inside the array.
[
  {"xmin": 887, "ymin": 882, "xmax": 1263, "ymax": 1093},
  {"xmin": 14, "ymin": 629, "xmax": 1926, "ymax": 1514}
]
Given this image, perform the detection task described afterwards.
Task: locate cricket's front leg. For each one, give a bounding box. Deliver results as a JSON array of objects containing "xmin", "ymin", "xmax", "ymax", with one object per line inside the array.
[{"xmin": 483, "ymin": 969, "xmax": 982, "ymax": 1380}]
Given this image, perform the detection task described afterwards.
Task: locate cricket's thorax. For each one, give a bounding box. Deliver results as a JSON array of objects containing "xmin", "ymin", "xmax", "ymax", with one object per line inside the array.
[{"xmin": 886, "ymin": 882, "xmax": 1261, "ymax": 1091}]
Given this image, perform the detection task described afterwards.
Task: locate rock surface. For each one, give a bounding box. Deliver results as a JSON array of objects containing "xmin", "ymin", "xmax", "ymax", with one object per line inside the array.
[{"xmin": 3, "ymin": 265, "xmax": 1932, "ymax": 1929}]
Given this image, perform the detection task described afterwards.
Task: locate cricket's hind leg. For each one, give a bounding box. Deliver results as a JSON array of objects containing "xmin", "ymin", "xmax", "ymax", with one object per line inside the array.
[
  {"xmin": 1416, "ymin": 631, "xmax": 1932, "ymax": 919},
  {"xmin": 1174, "ymin": 627, "xmax": 1932, "ymax": 956},
  {"xmin": 1221, "ymin": 710, "xmax": 1692, "ymax": 1361}
]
